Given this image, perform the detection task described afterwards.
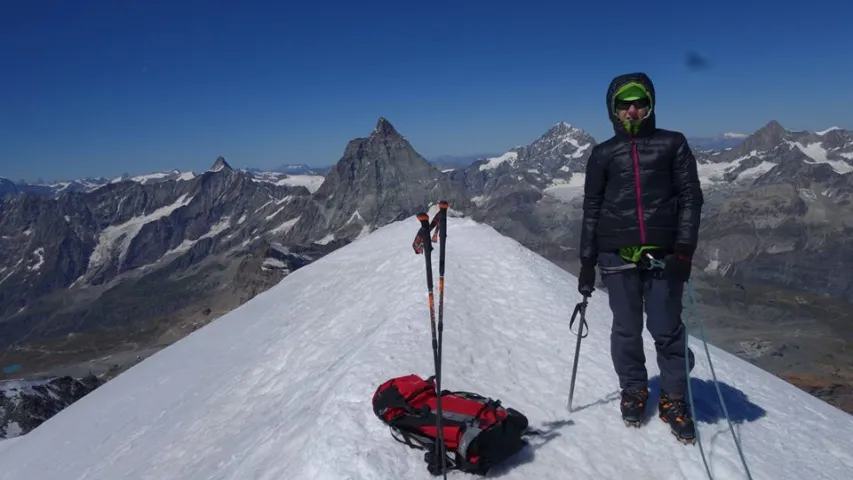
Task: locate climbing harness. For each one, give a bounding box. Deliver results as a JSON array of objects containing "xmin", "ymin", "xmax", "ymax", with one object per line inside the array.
[
  {"xmin": 598, "ymin": 252, "xmax": 665, "ymax": 275},
  {"xmin": 600, "ymin": 253, "xmax": 754, "ymax": 479}
]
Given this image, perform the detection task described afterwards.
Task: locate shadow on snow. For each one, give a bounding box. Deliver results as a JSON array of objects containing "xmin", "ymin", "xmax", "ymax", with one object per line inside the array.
[
  {"xmin": 485, "ymin": 419, "xmax": 574, "ymax": 477},
  {"xmin": 571, "ymin": 375, "xmax": 767, "ymax": 425},
  {"xmin": 647, "ymin": 375, "xmax": 768, "ymax": 425}
]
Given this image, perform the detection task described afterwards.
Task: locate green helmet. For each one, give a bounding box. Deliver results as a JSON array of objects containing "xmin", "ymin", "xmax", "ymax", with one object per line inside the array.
[
  {"xmin": 606, "ymin": 73, "xmax": 657, "ymax": 137},
  {"xmin": 614, "ymin": 82, "xmax": 653, "ymax": 135},
  {"xmin": 614, "ymin": 82, "xmax": 651, "ymax": 102}
]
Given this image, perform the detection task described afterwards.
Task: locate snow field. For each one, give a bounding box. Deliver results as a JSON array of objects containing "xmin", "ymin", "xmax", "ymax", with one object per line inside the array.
[{"xmin": 0, "ymin": 216, "xmax": 851, "ymax": 479}]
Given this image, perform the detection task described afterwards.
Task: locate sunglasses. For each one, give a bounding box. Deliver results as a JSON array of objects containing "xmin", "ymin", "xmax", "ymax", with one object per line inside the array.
[{"xmin": 614, "ymin": 97, "xmax": 650, "ymax": 111}]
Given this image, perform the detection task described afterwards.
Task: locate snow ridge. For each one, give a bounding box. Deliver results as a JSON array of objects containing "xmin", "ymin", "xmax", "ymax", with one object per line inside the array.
[
  {"xmin": 479, "ymin": 151, "xmax": 519, "ymax": 171},
  {"xmin": 816, "ymin": 127, "xmax": 841, "ymax": 135},
  {"xmin": 1, "ymin": 217, "xmax": 852, "ymax": 479}
]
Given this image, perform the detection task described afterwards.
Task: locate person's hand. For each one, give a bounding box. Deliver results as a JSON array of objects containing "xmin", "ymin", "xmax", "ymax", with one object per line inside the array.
[
  {"xmin": 578, "ymin": 260, "xmax": 596, "ymax": 296},
  {"xmin": 664, "ymin": 249, "xmax": 692, "ymax": 283}
]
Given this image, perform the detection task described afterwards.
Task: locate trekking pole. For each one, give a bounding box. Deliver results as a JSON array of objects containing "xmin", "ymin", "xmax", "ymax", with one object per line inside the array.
[
  {"xmin": 434, "ymin": 202, "xmax": 448, "ymax": 364},
  {"xmin": 414, "ymin": 211, "xmax": 447, "ymax": 479},
  {"xmin": 567, "ymin": 293, "xmax": 590, "ymax": 412},
  {"xmin": 428, "ymin": 203, "xmax": 449, "ymax": 369},
  {"xmin": 433, "ymin": 201, "xmax": 449, "ymax": 476}
]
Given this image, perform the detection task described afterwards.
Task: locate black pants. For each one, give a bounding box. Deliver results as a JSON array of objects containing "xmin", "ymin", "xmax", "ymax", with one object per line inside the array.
[{"xmin": 598, "ymin": 252, "xmax": 695, "ymax": 395}]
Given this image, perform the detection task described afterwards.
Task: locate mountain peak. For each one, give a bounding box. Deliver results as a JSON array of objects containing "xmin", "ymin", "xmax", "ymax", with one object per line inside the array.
[
  {"xmin": 731, "ymin": 120, "xmax": 791, "ymax": 156},
  {"xmin": 532, "ymin": 122, "xmax": 595, "ymax": 151},
  {"xmin": 757, "ymin": 120, "xmax": 787, "ymax": 135},
  {"xmin": 302, "ymin": 118, "xmax": 472, "ymax": 243},
  {"xmin": 210, "ymin": 156, "xmax": 233, "ymax": 172},
  {"xmin": 545, "ymin": 121, "xmax": 584, "ymax": 137},
  {"xmin": 373, "ymin": 117, "xmax": 400, "ymax": 138},
  {"xmin": 459, "ymin": 121, "xmax": 597, "ymax": 198}
]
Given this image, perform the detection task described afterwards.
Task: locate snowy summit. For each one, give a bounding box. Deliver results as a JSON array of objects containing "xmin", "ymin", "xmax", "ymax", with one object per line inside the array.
[{"xmin": 1, "ymin": 214, "xmax": 852, "ymax": 479}]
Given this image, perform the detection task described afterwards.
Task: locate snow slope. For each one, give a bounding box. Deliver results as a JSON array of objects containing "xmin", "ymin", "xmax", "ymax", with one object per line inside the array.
[
  {"xmin": 274, "ymin": 174, "xmax": 325, "ymax": 193},
  {"xmin": 2, "ymin": 216, "xmax": 853, "ymax": 480},
  {"xmin": 544, "ymin": 172, "xmax": 586, "ymax": 201}
]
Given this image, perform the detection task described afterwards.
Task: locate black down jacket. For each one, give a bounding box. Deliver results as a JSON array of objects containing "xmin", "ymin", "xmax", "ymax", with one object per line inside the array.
[{"xmin": 579, "ymin": 72, "xmax": 704, "ymax": 266}]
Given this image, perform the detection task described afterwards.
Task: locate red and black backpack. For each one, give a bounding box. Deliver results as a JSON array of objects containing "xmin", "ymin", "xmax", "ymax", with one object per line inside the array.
[{"xmin": 372, "ymin": 373, "xmax": 532, "ymax": 476}]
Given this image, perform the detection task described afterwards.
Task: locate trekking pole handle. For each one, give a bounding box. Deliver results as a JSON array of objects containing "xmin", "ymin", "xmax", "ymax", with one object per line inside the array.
[{"xmin": 569, "ymin": 298, "xmax": 589, "ymax": 338}]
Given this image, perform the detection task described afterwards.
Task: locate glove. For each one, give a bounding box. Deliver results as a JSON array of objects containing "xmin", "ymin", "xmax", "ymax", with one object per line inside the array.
[
  {"xmin": 577, "ymin": 258, "xmax": 596, "ymax": 296},
  {"xmin": 664, "ymin": 246, "xmax": 693, "ymax": 283}
]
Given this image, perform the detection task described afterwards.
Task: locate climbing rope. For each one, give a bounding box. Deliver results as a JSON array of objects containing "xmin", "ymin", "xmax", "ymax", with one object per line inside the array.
[
  {"xmin": 643, "ymin": 256, "xmax": 753, "ymax": 480},
  {"xmin": 684, "ymin": 278, "xmax": 753, "ymax": 480}
]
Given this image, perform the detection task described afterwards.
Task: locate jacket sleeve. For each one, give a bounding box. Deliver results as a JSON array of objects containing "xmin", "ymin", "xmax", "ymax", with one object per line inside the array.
[
  {"xmin": 579, "ymin": 144, "xmax": 606, "ymax": 265},
  {"xmin": 672, "ymin": 134, "xmax": 704, "ymax": 255}
]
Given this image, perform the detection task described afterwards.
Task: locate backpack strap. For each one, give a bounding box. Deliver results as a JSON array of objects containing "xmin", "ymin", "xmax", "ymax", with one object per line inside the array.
[
  {"xmin": 457, "ymin": 421, "xmax": 484, "ymax": 459},
  {"xmin": 390, "ymin": 426, "xmax": 461, "ymax": 475},
  {"xmin": 390, "ymin": 425, "xmax": 432, "ymax": 451}
]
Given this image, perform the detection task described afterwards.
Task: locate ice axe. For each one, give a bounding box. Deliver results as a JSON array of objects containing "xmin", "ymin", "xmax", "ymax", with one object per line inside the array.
[{"xmin": 567, "ymin": 292, "xmax": 590, "ymax": 412}]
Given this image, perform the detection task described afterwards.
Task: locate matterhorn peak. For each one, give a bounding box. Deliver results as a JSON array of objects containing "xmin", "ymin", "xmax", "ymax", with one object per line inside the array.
[
  {"xmin": 210, "ymin": 156, "xmax": 233, "ymax": 172},
  {"xmin": 372, "ymin": 117, "xmax": 402, "ymax": 139}
]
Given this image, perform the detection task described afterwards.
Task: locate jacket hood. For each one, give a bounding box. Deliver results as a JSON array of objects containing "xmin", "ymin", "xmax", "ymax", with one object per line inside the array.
[{"xmin": 606, "ymin": 72, "xmax": 657, "ymax": 137}]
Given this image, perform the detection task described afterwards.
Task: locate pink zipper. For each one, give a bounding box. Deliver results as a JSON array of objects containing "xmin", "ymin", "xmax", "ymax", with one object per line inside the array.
[{"xmin": 631, "ymin": 140, "xmax": 647, "ymax": 244}]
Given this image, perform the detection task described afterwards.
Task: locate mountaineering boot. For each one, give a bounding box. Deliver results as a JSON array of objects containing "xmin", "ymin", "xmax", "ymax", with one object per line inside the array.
[
  {"xmin": 620, "ymin": 387, "xmax": 649, "ymax": 427},
  {"xmin": 659, "ymin": 391, "xmax": 696, "ymax": 445}
]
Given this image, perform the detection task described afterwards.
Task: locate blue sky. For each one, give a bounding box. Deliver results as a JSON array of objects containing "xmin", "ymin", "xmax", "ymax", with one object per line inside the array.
[{"xmin": 2, "ymin": 0, "xmax": 852, "ymax": 182}]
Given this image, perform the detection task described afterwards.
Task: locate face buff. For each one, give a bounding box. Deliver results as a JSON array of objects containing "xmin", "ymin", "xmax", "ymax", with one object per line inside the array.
[{"xmin": 613, "ymin": 82, "xmax": 653, "ymax": 135}]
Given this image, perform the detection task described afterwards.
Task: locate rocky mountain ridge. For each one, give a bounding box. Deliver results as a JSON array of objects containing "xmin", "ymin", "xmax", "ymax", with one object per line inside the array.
[
  {"xmin": 448, "ymin": 122, "xmax": 596, "ymax": 204},
  {"xmin": 0, "ymin": 163, "xmax": 318, "ymax": 351},
  {"xmin": 1, "ymin": 375, "xmax": 103, "ymax": 440},
  {"xmin": 696, "ymin": 121, "xmax": 853, "ymax": 185},
  {"xmin": 0, "ymin": 158, "xmax": 328, "ymax": 200},
  {"xmin": 1, "ymin": 117, "xmax": 477, "ymax": 379}
]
